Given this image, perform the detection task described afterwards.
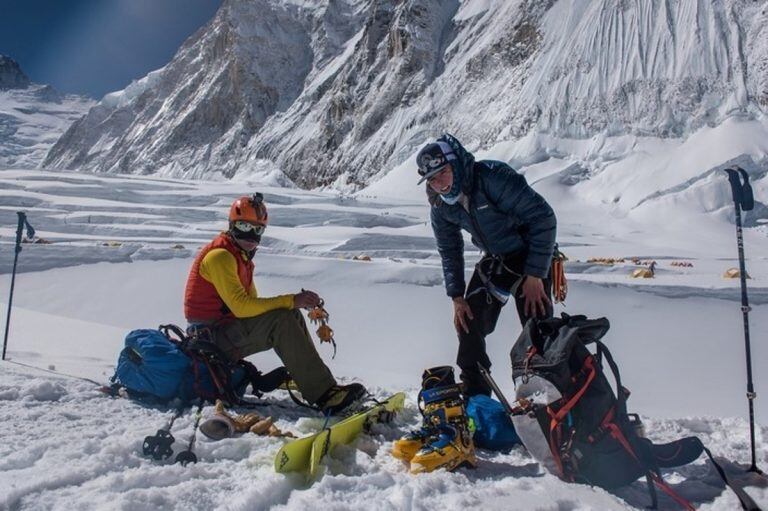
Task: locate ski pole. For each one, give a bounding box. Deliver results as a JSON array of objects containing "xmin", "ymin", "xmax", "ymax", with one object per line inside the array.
[
  {"xmin": 176, "ymin": 400, "xmax": 205, "ymax": 466},
  {"xmin": 723, "ymin": 167, "xmax": 762, "ymax": 475},
  {"xmin": 3, "ymin": 212, "xmax": 35, "ymax": 361},
  {"xmin": 143, "ymin": 406, "xmax": 185, "ymax": 460}
]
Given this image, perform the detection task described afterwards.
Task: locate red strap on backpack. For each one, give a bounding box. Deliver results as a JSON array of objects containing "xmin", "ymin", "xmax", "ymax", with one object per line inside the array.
[
  {"xmin": 548, "ymin": 356, "xmax": 596, "ymax": 424},
  {"xmin": 600, "ymin": 407, "xmax": 696, "ymax": 511},
  {"xmin": 546, "ymin": 356, "xmax": 597, "ymax": 478}
]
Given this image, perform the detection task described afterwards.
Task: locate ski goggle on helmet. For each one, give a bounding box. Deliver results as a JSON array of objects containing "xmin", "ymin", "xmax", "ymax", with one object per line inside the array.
[
  {"xmin": 229, "ymin": 193, "xmax": 268, "ymax": 241},
  {"xmin": 232, "ymin": 221, "xmax": 265, "ymax": 236},
  {"xmin": 416, "ymin": 141, "xmax": 456, "ymax": 184}
]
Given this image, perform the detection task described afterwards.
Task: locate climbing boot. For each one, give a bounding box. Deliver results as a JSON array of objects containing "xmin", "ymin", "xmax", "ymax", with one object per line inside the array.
[
  {"xmin": 317, "ymin": 382, "xmax": 367, "ymax": 415},
  {"xmin": 409, "ymin": 385, "xmax": 477, "ymax": 473},
  {"xmin": 393, "ymin": 366, "xmax": 476, "ymax": 471},
  {"xmin": 392, "ymin": 426, "xmax": 435, "ymax": 462}
]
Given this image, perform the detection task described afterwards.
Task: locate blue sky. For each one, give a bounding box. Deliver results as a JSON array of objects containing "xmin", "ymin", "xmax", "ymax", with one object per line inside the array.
[{"xmin": 0, "ymin": 0, "xmax": 222, "ymax": 98}]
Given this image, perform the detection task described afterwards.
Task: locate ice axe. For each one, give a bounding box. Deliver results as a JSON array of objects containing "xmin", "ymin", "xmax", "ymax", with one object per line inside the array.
[
  {"xmin": 723, "ymin": 167, "xmax": 762, "ymax": 475},
  {"xmin": 477, "ymin": 363, "xmax": 534, "ymax": 417}
]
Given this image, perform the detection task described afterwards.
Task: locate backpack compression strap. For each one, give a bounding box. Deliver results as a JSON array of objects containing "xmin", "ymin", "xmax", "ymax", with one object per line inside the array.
[
  {"xmin": 594, "ymin": 341, "xmax": 762, "ymax": 510},
  {"xmin": 698, "ymin": 441, "xmax": 762, "ymax": 511}
]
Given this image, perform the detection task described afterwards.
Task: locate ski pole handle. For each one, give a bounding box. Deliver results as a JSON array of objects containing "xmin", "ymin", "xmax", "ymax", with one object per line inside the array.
[{"xmin": 724, "ymin": 167, "xmax": 755, "ymax": 212}]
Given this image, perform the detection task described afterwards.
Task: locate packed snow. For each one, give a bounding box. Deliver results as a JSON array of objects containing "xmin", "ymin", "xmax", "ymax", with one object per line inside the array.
[{"xmin": 0, "ymin": 158, "xmax": 767, "ymax": 510}]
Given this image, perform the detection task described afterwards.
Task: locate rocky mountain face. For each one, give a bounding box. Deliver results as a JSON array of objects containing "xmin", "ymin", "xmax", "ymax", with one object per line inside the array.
[
  {"xmin": 0, "ymin": 55, "xmax": 31, "ymax": 90},
  {"xmin": 43, "ymin": 0, "xmax": 768, "ymax": 188},
  {"xmin": 0, "ymin": 55, "xmax": 94, "ymax": 169}
]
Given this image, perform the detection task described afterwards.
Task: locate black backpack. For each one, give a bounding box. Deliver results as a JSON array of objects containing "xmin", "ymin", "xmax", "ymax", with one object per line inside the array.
[{"xmin": 508, "ymin": 314, "xmax": 760, "ymax": 510}]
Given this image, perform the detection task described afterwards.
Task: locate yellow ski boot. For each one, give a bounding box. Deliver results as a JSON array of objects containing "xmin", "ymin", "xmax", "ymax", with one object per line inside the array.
[
  {"xmin": 393, "ymin": 366, "xmax": 477, "ymax": 472},
  {"xmin": 393, "ymin": 366, "xmax": 455, "ymax": 462},
  {"xmin": 392, "ymin": 396, "xmax": 465, "ymax": 461},
  {"xmin": 409, "ymin": 400, "xmax": 477, "ymax": 473},
  {"xmin": 392, "ymin": 426, "xmax": 434, "ymax": 462}
]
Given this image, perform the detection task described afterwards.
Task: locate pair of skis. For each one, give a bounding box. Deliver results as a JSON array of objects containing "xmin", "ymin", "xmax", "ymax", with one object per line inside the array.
[{"xmin": 274, "ymin": 392, "xmax": 405, "ymax": 481}]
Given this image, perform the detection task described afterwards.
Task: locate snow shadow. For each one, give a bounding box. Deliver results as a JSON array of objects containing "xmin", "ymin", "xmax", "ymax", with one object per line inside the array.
[
  {"xmin": 268, "ymin": 208, "xmax": 418, "ymax": 228},
  {"xmin": 24, "ymin": 174, "xmax": 196, "ymax": 190},
  {"xmin": 612, "ymin": 459, "xmax": 767, "ymax": 510},
  {"xmin": 590, "ymin": 280, "xmax": 768, "ymax": 305},
  {"xmin": 332, "ymin": 233, "xmax": 436, "ymax": 252},
  {"xmin": 0, "ymin": 243, "xmax": 191, "ymax": 274}
]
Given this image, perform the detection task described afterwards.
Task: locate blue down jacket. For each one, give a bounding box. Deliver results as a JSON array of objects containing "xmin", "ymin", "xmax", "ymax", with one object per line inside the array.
[{"xmin": 428, "ymin": 134, "xmax": 557, "ymax": 297}]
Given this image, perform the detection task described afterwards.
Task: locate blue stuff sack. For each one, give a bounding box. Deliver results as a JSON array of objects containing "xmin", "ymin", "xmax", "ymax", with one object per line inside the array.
[
  {"xmin": 112, "ymin": 328, "xmax": 252, "ymax": 404},
  {"xmin": 467, "ymin": 394, "xmax": 521, "ymax": 451},
  {"xmin": 113, "ymin": 329, "xmax": 193, "ymax": 403}
]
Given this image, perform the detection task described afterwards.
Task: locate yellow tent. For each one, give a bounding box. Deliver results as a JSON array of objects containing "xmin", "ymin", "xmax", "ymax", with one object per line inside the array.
[
  {"xmin": 631, "ymin": 268, "xmax": 654, "ymax": 279},
  {"xmin": 723, "ymin": 268, "xmax": 750, "ymax": 279}
]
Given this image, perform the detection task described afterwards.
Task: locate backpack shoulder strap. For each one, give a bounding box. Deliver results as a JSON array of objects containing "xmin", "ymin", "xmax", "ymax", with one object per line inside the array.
[
  {"xmin": 159, "ymin": 324, "xmax": 189, "ymax": 347},
  {"xmin": 593, "ymin": 339, "xmax": 630, "ymax": 416}
]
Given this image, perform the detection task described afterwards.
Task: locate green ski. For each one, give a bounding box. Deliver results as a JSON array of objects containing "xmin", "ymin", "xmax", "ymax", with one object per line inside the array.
[{"xmin": 274, "ymin": 392, "xmax": 406, "ymax": 480}]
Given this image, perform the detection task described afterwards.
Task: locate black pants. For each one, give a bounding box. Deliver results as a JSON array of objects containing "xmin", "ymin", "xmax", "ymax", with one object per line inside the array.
[{"xmin": 457, "ymin": 253, "xmax": 553, "ymax": 397}]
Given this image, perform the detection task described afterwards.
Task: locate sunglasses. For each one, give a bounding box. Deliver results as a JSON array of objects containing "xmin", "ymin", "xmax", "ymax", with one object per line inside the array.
[{"xmin": 233, "ymin": 220, "xmax": 266, "ymax": 235}]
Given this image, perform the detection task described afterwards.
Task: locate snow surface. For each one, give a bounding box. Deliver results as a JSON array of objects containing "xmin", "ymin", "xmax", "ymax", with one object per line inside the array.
[{"xmin": 1, "ymin": 165, "xmax": 767, "ymax": 510}]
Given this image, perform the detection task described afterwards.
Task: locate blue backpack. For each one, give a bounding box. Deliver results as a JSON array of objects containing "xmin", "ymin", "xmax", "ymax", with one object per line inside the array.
[
  {"xmin": 110, "ymin": 325, "xmax": 251, "ymax": 405},
  {"xmin": 467, "ymin": 394, "xmax": 521, "ymax": 451}
]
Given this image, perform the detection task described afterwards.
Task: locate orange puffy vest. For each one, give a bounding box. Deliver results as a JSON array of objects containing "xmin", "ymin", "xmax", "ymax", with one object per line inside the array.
[{"xmin": 184, "ymin": 233, "xmax": 254, "ymax": 322}]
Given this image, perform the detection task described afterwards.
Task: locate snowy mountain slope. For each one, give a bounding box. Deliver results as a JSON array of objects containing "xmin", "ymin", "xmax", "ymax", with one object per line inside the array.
[
  {"xmin": 0, "ymin": 56, "xmax": 93, "ymax": 169},
  {"xmin": 43, "ymin": 0, "xmax": 318, "ymax": 184},
  {"xmin": 42, "ymin": 0, "xmax": 768, "ymax": 190},
  {"xmin": 1, "ymin": 168, "xmax": 767, "ymax": 510}
]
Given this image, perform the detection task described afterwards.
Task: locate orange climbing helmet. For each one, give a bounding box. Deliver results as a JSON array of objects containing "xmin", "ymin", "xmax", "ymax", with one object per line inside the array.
[
  {"xmin": 229, "ymin": 193, "xmax": 268, "ymax": 225},
  {"xmin": 228, "ymin": 193, "xmax": 268, "ymax": 243}
]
